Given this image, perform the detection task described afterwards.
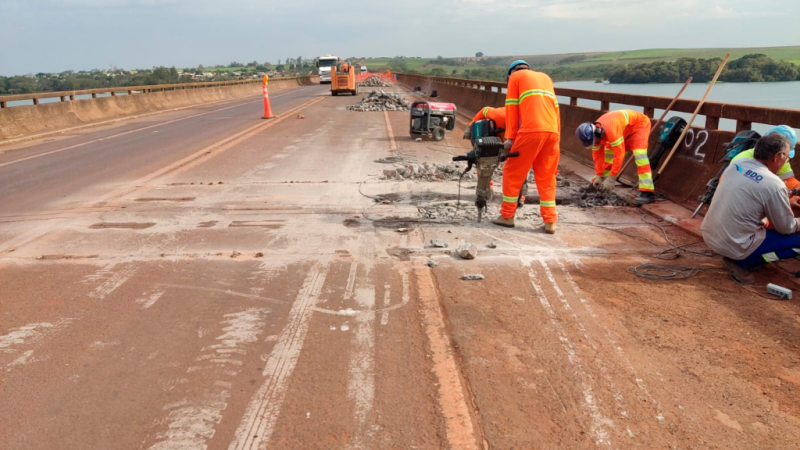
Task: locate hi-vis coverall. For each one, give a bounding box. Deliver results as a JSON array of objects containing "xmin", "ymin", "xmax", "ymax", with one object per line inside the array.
[
  {"xmin": 732, "ymin": 148, "xmax": 800, "ymax": 192},
  {"xmin": 468, "ymin": 107, "xmax": 506, "ymax": 141},
  {"xmin": 503, "ymin": 71, "xmax": 561, "ymax": 223},
  {"xmin": 592, "ymin": 109, "xmax": 654, "ymax": 192}
]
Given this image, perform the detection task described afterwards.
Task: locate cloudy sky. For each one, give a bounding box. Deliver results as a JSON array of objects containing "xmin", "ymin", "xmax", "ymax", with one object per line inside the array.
[{"xmin": 0, "ymin": 0, "xmax": 797, "ymax": 75}]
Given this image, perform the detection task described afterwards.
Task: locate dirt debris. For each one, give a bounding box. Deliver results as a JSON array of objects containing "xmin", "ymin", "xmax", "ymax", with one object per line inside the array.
[
  {"xmin": 462, "ymin": 274, "xmax": 485, "ymax": 280},
  {"xmin": 347, "ymin": 90, "xmax": 410, "ymax": 112},
  {"xmin": 457, "ymin": 243, "xmax": 477, "ymax": 260}
]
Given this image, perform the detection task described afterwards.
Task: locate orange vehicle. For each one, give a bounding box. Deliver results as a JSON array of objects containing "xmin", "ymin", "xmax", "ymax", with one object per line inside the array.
[{"xmin": 331, "ymin": 61, "xmax": 358, "ymax": 96}]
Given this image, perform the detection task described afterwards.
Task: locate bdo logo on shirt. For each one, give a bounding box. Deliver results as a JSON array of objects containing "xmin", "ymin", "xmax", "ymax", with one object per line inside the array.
[{"xmin": 744, "ymin": 169, "xmax": 764, "ymax": 183}]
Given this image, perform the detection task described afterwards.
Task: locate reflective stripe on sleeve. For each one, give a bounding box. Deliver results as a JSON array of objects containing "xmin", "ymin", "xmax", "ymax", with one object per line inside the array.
[
  {"xmin": 763, "ymin": 252, "xmax": 780, "ymax": 263},
  {"xmin": 482, "ymin": 107, "xmax": 490, "ymax": 117},
  {"xmin": 610, "ymin": 137, "xmax": 624, "ymax": 147},
  {"xmin": 622, "ymin": 110, "xmax": 629, "ymax": 126},
  {"xmin": 505, "ymin": 98, "xmax": 519, "ymax": 106}
]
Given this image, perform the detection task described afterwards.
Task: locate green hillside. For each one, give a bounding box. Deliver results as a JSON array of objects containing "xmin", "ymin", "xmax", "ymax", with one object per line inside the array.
[{"xmin": 358, "ymin": 46, "xmax": 800, "ymax": 81}]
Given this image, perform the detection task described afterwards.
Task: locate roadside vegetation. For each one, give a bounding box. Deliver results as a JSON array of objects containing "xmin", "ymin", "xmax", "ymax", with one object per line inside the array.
[{"xmin": 3, "ymin": 47, "xmax": 800, "ymax": 96}]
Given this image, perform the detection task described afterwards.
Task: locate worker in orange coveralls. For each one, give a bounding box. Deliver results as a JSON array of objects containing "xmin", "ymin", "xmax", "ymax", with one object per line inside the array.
[
  {"xmin": 465, "ymin": 106, "xmax": 506, "ymax": 140},
  {"xmin": 492, "ymin": 60, "xmax": 561, "ymax": 234},
  {"xmin": 575, "ymin": 109, "xmax": 655, "ymax": 205}
]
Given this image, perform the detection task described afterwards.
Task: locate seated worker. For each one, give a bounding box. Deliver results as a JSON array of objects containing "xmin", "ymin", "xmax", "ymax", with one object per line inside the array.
[
  {"xmin": 575, "ymin": 109, "xmax": 655, "ymax": 205},
  {"xmin": 702, "ymin": 133, "xmax": 800, "ymax": 284},
  {"xmin": 731, "ymin": 125, "xmax": 798, "ymax": 192},
  {"xmin": 464, "ymin": 106, "xmax": 506, "ymax": 141}
]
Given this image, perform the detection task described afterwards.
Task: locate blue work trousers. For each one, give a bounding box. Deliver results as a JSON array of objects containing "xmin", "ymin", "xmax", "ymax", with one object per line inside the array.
[{"xmin": 735, "ymin": 229, "xmax": 800, "ymax": 269}]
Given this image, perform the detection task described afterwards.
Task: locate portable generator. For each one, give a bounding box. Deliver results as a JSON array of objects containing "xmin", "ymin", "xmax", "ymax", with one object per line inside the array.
[{"xmin": 409, "ymin": 101, "xmax": 457, "ymax": 141}]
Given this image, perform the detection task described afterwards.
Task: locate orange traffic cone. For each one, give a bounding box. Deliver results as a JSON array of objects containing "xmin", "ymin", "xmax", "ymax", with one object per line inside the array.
[{"xmin": 262, "ymin": 75, "xmax": 274, "ymax": 119}]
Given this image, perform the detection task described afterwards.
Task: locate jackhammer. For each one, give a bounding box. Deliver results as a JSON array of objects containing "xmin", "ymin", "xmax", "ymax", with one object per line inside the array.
[{"xmin": 453, "ymin": 119, "xmax": 519, "ymax": 222}]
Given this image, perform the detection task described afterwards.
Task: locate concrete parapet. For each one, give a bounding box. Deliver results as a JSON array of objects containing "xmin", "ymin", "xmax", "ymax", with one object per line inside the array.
[{"xmin": 0, "ymin": 76, "xmax": 318, "ymax": 142}]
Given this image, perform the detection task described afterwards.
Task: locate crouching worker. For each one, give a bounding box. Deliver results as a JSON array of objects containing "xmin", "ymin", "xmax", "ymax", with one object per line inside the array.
[
  {"xmin": 464, "ymin": 106, "xmax": 506, "ymax": 141},
  {"xmin": 702, "ymin": 133, "xmax": 800, "ymax": 284}
]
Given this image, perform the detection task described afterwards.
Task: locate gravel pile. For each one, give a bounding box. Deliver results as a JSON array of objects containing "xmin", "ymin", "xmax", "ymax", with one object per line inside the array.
[
  {"xmin": 418, "ymin": 202, "xmax": 541, "ymax": 222},
  {"xmin": 382, "ymin": 162, "xmax": 476, "ymax": 181},
  {"xmin": 359, "ymin": 76, "xmax": 394, "ymax": 87},
  {"xmin": 347, "ymin": 90, "xmax": 410, "ymax": 112}
]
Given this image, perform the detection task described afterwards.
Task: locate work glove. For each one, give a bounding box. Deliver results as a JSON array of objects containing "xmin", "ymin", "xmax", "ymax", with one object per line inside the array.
[
  {"xmin": 592, "ymin": 176, "xmax": 605, "ymax": 190},
  {"xmin": 601, "ymin": 176, "xmax": 617, "ymax": 193},
  {"xmin": 503, "ymin": 139, "xmax": 514, "ymax": 153},
  {"xmin": 462, "ymin": 128, "xmax": 471, "ymax": 140}
]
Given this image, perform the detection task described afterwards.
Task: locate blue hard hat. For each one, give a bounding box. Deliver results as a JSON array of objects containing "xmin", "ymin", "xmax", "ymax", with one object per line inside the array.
[
  {"xmin": 766, "ymin": 125, "xmax": 798, "ymax": 158},
  {"xmin": 576, "ymin": 122, "xmax": 596, "ymax": 148},
  {"xmin": 507, "ymin": 60, "xmax": 530, "ymax": 76}
]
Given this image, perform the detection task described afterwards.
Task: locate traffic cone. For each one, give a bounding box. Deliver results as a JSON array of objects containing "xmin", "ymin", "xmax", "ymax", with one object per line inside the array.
[{"xmin": 262, "ymin": 74, "xmax": 274, "ymax": 119}]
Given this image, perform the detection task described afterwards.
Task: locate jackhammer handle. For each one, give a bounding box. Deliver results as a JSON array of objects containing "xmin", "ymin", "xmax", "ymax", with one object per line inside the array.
[
  {"xmin": 506, "ymin": 152, "xmax": 520, "ymax": 158},
  {"xmin": 452, "ymin": 155, "xmax": 469, "ymax": 162}
]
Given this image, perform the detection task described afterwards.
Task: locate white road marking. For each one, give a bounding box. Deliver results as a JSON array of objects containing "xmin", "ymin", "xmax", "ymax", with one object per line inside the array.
[
  {"xmin": 554, "ymin": 259, "xmax": 674, "ymax": 429},
  {"xmin": 526, "ymin": 263, "xmax": 614, "ymax": 449},
  {"xmin": 380, "ymin": 283, "xmax": 391, "ymax": 326},
  {"xmin": 149, "ymin": 308, "xmax": 270, "ymax": 450},
  {"xmin": 348, "ymin": 285, "xmax": 376, "ymax": 448},
  {"xmin": 137, "ymin": 291, "xmax": 165, "ymax": 309},
  {"xmin": 344, "ymin": 261, "xmax": 358, "ymax": 300},
  {"xmin": 229, "ymin": 262, "xmax": 330, "ymax": 450}
]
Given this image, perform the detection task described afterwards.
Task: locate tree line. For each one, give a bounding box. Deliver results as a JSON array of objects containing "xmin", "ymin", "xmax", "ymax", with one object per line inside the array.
[{"xmin": 608, "ymin": 54, "xmax": 800, "ymax": 84}]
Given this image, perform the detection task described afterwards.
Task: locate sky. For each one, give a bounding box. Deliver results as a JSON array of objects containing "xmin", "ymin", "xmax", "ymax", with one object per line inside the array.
[{"xmin": 0, "ymin": 0, "xmax": 798, "ymax": 75}]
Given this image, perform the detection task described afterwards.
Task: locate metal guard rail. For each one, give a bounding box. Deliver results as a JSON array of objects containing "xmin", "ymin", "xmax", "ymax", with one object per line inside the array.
[{"xmin": 399, "ymin": 73, "xmax": 800, "ymax": 131}]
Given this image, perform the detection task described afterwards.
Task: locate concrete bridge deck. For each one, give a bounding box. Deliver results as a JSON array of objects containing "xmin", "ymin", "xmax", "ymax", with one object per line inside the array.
[{"xmin": 2, "ymin": 83, "xmax": 800, "ymax": 450}]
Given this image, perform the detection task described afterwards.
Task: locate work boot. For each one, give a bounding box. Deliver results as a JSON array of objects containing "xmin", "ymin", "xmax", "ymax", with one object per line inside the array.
[
  {"xmin": 634, "ymin": 191, "xmax": 655, "ymax": 205},
  {"xmin": 491, "ymin": 215, "xmax": 515, "ymax": 228},
  {"xmin": 722, "ymin": 257, "xmax": 755, "ymax": 285},
  {"xmin": 544, "ymin": 222, "xmax": 557, "ymax": 234}
]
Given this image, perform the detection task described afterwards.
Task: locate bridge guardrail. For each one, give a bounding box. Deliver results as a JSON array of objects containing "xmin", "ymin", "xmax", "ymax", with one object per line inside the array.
[
  {"xmin": 400, "ymin": 74, "xmax": 800, "ymax": 131},
  {"xmin": 397, "ymin": 72, "xmax": 800, "ymax": 214},
  {"xmin": 0, "ymin": 77, "xmax": 310, "ymax": 108}
]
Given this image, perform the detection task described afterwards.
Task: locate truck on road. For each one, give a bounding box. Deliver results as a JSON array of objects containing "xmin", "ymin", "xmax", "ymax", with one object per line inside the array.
[{"xmin": 316, "ymin": 55, "xmax": 339, "ymax": 84}]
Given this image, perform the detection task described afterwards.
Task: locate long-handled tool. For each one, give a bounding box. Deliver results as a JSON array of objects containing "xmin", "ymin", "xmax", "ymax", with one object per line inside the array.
[
  {"xmin": 615, "ymin": 77, "xmax": 693, "ymax": 184},
  {"xmin": 655, "ymin": 54, "xmax": 730, "ymax": 181}
]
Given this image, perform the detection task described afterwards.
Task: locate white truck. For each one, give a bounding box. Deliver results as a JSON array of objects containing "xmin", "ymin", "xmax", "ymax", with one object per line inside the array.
[{"xmin": 316, "ymin": 55, "xmax": 340, "ymax": 84}]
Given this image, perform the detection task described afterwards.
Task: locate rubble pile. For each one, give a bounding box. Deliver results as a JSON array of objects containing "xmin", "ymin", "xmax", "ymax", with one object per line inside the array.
[
  {"xmin": 381, "ymin": 162, "xmax": 476, "ymax": 181},
  {"xmin": 575, "ymin": 189, "xmax": 630, "ymax": 207},
  {"xmin": 418, "ymin": 202, "xmax": 541, "ymax": 222},
  {"xmin": 347, "ymin": 90, "xmax": 410, "ymax": 112},
  {"xmin": 359, "ymin": 76, "xmax": 394, "ymax": 87}
]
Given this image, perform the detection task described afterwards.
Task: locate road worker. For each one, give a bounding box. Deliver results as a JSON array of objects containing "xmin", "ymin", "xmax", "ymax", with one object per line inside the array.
[
  {"xmin": 702, "ymin": 133, "xmax": 800, "ymax": 284},
  {"xmin": 464, "ymin": 106, "xmax": 506, "ymax": 140},
  {"xmin": 492, "ymin": 61, "xmax": 561, "ymax": 233},
  {"xmin": 575, "ymin": 109, "xmax": 655, "ymax": 205},
  {"xmin": 731, "ymin": 125, "xmax": 799, "ymax": 193}
]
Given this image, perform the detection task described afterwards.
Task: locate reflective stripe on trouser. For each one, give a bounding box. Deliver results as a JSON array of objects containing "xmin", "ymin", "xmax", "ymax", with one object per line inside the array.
[
  {"xmin": 633, "ymin": 148, "xmax": 655, "ymax": 192},
  {"xmin": 500, "ymin": 131, "xmax": 561, "ymax": 223}
]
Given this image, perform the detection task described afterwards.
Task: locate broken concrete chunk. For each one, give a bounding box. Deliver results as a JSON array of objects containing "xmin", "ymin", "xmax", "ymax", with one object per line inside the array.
[
  {"xmin": 430, "ymin": 239, "xmax": 449, "ymax": 248},
  {"xmin": 462, "ymin": 274, "xmax": 484, "ymax": 280},
  {"xmin": 457, "ymin": 243, "xmax": 477, "ymax": 260},
  {"xmin": 487, "ymin": 241, "xmax": 497, "ymax": 249},
  {"xmin": 383, "ymin": 169, "xmax": 398, "ymax": 179},
  {"xmin": 427, "ymin": 260, "xmax": 438, "ymax": 268},
  {"xmin": 395, "ymin": 228, "xmax": 409, "ymax": 233}
]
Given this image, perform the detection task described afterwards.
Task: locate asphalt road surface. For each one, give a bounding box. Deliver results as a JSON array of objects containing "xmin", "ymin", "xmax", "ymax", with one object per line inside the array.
[{"xmin": 2, "ymin": 84, "xmax": 800, "ymax": 450}]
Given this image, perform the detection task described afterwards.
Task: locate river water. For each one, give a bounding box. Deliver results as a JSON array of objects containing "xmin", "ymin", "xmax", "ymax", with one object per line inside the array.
[{"xmin": 554, "ymin": 80, "xmax": 800, "ymax": 134}]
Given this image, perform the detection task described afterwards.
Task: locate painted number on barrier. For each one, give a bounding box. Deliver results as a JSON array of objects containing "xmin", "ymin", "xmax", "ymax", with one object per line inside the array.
[{"xmin": 682, "ymin": 129, "xmax": 709, "ymax": 162}]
